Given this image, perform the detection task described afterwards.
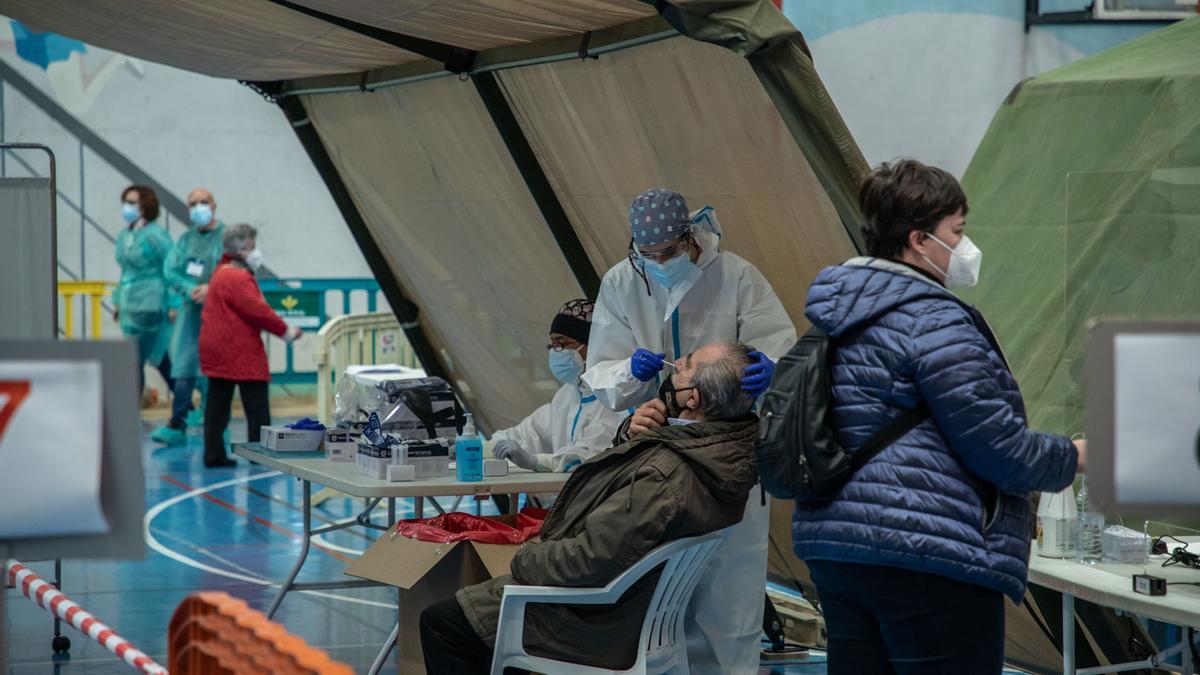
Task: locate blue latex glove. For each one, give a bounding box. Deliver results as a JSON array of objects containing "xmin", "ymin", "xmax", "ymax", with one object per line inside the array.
[
  {"xmin": 493, "ymin": 439, "xmax": 537, "ymax": 470},
  {"xmin": 630, "ymin": 349, "xmax": 667, "ymax": 382},
  {"xmin": 741, "ymin": 350, "xmax": 776, "ymax": 398},
  {"xmin": 287, "ymin": 417, "xmax": 326, "ymax": 431}
]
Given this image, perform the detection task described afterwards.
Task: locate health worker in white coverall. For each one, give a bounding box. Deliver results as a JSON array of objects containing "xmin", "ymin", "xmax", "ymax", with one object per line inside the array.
[
  {"xmin": 490, "ymin": 299, "xmax": 621, "ymax": 473},
  {"xmin": 583, "ymin": 187, "xmax": 796, "ymax": 674}
]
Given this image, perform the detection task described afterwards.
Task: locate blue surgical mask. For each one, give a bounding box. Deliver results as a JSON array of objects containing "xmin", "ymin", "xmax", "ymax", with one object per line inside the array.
[
  {"xmin": 121, "ymin": 202, "xmax": 140, "ymax": 225},
  {"xmin": 645, "ymin": 254, "xmax": 698, "ymax": 289},
  {"xmin": 189, "ymin": 203, "xmax": 213, "ymax": 228},
  {"xmin": 548, "ymin": 348, "xmax": 584, "ymax": 385}
]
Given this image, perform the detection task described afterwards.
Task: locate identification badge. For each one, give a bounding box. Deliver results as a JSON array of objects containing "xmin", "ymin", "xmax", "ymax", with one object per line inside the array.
[{"xmin": 186, "ymin": 258, "xmax": 205, "ymax": 278}]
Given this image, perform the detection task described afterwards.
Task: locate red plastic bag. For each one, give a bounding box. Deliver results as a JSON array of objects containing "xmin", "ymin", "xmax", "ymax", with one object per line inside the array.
[{"xmin": 392, "ymin": 507, "xmax": 548, "ymax": 544}]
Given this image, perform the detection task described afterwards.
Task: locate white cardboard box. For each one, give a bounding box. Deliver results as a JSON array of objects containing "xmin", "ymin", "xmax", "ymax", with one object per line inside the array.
[
  {"xmin": 324, "ymin": 428, "xmax": 361, "ymax": 462},
  {"xmin": 261, "ymin": 426, "xmax": 324, "ymax": 452}
]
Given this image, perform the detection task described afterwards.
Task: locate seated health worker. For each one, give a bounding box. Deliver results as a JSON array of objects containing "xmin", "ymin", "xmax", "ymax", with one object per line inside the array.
[
  {"xmin": 489, "ymin": 299, "xmax": 621, "ymax": 473},
  {"xmin": 794, "ymin": 159, "xmax": 1085, "ymax": 674},
  {"xmin": 420, "ymin": 340, "xmax": 760, "ymax": 674}
]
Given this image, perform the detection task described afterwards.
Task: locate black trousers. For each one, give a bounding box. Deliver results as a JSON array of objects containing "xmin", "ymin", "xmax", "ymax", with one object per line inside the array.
[
  {"xmin": 204, "ymin": 377, "xmax": 269, "ymax": 464},
  {"xmin": 420, "ymin": 598, "xmax": 494, "ymax": 675},
  {"xmin": 807, "ymin": 560, "xmax": 1005, "ymax": 675}
]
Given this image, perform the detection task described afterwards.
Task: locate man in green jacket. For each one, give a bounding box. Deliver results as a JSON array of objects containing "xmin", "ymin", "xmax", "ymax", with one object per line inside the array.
[
  {"xmin": 420, "ymin": 341, "xmax": 760, "ymax": 674},
  {"xmin": 150, "ymin": 188, "xmax": 225, "ymax": 446}
]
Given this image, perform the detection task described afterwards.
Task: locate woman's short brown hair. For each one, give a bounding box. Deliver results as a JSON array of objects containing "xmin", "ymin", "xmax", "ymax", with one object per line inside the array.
[
  {"xmin": 121, "ymin": 184, "xmax": 160, "ymax": 222},
  {"xmin": 859, "ymin": 159, "xmax": 968, "ymax": 259}
]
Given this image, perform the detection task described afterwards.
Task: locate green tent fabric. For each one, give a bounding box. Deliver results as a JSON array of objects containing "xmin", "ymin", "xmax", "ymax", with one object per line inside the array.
[{"xmin": 960, "ymin": 16, "xmax": 1200, "ymax": 436}]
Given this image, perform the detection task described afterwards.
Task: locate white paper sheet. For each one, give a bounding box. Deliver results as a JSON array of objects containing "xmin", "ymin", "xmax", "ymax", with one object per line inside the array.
[
  {"xmin": 1113, "ymin": 334, "xmax": 1200, "ymax": 505},
  {"xmin": 0, "ymin": 359, "xmax": 108, "ymax": 538}
]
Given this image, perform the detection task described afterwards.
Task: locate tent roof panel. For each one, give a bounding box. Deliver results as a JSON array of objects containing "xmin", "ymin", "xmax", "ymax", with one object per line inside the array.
[
  {"xmin": 1, "ymin": 0, "xmax": 658, "ymax": 80},
  {"xmin": 283, "ymin": 0, "xmax": 656, "ymax": 52},
  {"xmin": 1, "ymin": 0, "xmax": 422, "ymax": 79}
]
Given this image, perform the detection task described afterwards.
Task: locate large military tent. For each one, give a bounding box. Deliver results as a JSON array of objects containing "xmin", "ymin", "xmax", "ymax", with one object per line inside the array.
[
  {"xmin": 961, "ymin": 18, "xmax": 1200, "ymax": 672},
  {"xmin": 1, "ymin": 0, "xmax": 865, "ymax": 432},
  {"xmin": 3, "ymin": 0, "xmax": 864, "ymax": 642},
  {"xmin": 962, "ymin": 16, "xmax": 1200, "ymax": 438}
]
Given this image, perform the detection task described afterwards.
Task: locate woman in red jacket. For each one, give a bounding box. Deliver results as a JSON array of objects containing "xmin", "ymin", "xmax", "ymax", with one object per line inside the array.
[{"xmin": 199, "ymin": 224, "xmax": 301, "ymax": 468}]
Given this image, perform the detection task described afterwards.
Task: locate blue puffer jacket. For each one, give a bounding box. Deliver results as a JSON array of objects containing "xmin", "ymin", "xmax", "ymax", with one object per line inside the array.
[{"xmin": 793, "ymin": 258, "xmax": 1077, "ymax": 601}]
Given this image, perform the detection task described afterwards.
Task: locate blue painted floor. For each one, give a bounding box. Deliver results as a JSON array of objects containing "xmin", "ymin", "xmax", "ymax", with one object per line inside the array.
[{"xmin": 4, "ymin": 419, "xmax": 832, "ymax": 674}]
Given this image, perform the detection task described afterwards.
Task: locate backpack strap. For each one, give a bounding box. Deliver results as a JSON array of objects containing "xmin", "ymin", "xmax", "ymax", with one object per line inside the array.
[{"xmin": 848, "ymin": 402, "xmax": 930, "ymax": 471}]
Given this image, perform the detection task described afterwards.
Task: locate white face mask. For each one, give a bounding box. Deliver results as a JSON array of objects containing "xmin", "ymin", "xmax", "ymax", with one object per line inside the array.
[
  {"xmin": 242, "ymin": 248, "xmax": 263, "ymax": 272},
  {"xmin": 922, "ymin": 234, "xmax": 982, "ymax": 288}
]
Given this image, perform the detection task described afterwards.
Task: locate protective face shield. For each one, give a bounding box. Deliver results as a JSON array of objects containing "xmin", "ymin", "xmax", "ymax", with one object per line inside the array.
[
  {"xmin": 189, "ymin": 203, "xmax": 214, "ymax": 228},
  {"xmin": 657, "ymin": 374, "xmax": 698, "ymax": 419},
  {"xmin": 242, "ymin": 248, "xmax": 263, "ymax": 272},
  {"xmin": 923, "ymin": 233, "xmax": 982, "ymax": 289},
  {"xmin": 645, "ymin": 253, "xmax": 700, "ymax": 290},
  {"xmin": 121, "ymin": 202, "xmax": 140, "ymax": 225},
  {"xmin": 548, "ymin": 347, "xmax": 585, "ymax": 385}
]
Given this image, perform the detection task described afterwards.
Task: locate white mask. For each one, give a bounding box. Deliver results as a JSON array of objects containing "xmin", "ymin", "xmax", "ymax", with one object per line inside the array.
[
  {"xmin": 243, "ymin": 248, "xmax": 263, "ymax": 272},
  {"xmin": 922, "ymin": 234, "xmax": 982, "ymax": 288}
]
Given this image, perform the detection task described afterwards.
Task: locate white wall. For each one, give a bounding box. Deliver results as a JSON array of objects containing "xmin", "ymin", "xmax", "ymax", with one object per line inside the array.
[
  {"xmin": 783, "ymin": 0, "xmax": 1160, "ymax": 177},
  {"xmin": 0, "ymin": 17, "xmax": 371, "ymax": 335}
]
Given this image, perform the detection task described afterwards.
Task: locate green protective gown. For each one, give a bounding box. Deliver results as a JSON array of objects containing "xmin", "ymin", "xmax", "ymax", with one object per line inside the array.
[
  {"xmin": 113, "ymin": 221, "xmax": 174, "ymax": 365},
  {"xmin": 163, "ymin": 221, "xmax": 226, "ymax": 379}
]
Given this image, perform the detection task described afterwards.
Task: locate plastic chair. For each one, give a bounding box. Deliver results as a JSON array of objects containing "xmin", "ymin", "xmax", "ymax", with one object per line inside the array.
[{"xmin": 489, "ymin": 526, "xmax": 733, "ymax": 675}]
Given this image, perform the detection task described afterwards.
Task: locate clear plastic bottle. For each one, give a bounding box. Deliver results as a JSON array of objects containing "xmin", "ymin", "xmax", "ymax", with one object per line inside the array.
[
  {"xmin": 1076, "ymin": 475, "xmax": 1104, "ymax": 565},
  {"xmin": 455, "ymin": 413, "xmax": 483, "ymax": 482}
]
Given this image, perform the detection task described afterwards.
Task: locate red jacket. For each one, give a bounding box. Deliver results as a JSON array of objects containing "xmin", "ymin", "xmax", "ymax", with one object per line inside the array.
[{"xmin": 199, "ymin": 260, "xmax": 288, "ymax": 381}]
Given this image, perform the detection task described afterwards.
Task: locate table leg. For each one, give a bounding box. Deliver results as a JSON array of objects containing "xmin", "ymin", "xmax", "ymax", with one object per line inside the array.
[
  {"xmin": 266, "ymin": 480, "xmax": 312, "ymax": 619},
  {"xmin": 508, "ymin": 493, "xmax": 519, "ymax": 515},
  {"xmin": 1063, "ymin": 592, "xmax": 1075, "ymax": 675},
  {"xmin": 415, "ymin": 496, "xmax": 424, "ymax": 519},
  {"xmin": 367, "ymin": 620, "xmax": 400, "ymax": 675},
  {"xmin": 387, "ymin": 497, "xmax": 395, "ymax": 526}
]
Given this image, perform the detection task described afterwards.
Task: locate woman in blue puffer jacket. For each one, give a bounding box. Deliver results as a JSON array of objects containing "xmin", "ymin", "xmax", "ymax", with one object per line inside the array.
[{"xmin": 794, "ymin": 159, "xmax": 1084, "ymax": 674}]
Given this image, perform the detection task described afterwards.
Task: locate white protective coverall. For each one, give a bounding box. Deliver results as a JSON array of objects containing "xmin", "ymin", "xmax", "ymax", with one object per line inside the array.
[
  {"xmin": 490, "ymin": 382, "xmax": 621, "ymax": 473},
  {"xmin": 583, "ymin": 228, "xmax": 796, "ymax": 674}
]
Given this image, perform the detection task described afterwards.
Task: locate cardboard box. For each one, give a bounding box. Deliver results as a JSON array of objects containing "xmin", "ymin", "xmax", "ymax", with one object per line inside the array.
[
  {"xmin": 345, "ymin": 514, "xmax": 523, "ymax": 673},
  {"xmin": 261, "ymin": 425, "xmax": 324, "ymax": 452},
  {"xmin": 323, "ymin": 428, "xmax": 360, "ymax": 462}
]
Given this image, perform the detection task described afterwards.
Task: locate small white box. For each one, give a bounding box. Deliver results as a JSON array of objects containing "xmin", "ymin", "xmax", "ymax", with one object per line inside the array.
[
  {"xmin": 261, "ymin": 425, "xmax": 324, "ymax": 452},
  {"xmin": 483, "ymin": 459, "xmax": 509, "ymax": 477},
  {"xmin": 386, "ymin": 464, "xmax": 416, "ymax": 482},
  {"xmin": 324, "ymin": 428, "xmax": 361, "ymax": 462}
]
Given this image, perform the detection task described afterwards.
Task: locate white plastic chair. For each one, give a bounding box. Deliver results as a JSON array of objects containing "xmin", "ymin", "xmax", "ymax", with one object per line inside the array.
[{"xmin": 489, "ymin": 526, "xmax": 733, "ymax": 675}]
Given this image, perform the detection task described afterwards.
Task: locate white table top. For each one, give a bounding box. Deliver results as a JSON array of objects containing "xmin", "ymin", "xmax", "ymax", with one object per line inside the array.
[
  {"xmin": 233, "ymin": 444, "xmax": 570, "ymax": 499},
  {"xmin": 1029, "ymin": 544, "xmax": 1200, "ymax": 628}
]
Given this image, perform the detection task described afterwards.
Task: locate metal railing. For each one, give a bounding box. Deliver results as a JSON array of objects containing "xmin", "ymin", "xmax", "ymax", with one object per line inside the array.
[{"xmin": 313, "ymin": 311, "xmax": 420, "ymax": 424}]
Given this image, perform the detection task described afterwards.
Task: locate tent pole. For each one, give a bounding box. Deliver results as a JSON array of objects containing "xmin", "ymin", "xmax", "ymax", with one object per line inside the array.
[
  {"xmin": 274, "ymin": 94, "xmax": 450, "ymax": 381},
  {"xmin": 471, "ymin": 71, "xmax": 600, "ymax": 300}
]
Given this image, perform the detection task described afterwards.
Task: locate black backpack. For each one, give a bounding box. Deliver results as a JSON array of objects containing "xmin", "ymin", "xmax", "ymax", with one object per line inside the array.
[{"xmin": 756, "ymin": 326, "xmax": 929, "ymax": 501}]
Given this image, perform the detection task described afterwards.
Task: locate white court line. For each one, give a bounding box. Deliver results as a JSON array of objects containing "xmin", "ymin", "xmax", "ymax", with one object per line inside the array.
[{"xmin": 143, "ymin": 471, "xmax": 393, "ymax": 610}]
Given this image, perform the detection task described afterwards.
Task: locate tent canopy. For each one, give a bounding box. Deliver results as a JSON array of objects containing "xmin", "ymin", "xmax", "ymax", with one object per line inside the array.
[
  {"xmin": 961, "ymin": 17, "xmax": 1200, "ymax": 435},
  {"xmin": 5, "ymin": 0, "xmax": 865, "ymax": 432}
]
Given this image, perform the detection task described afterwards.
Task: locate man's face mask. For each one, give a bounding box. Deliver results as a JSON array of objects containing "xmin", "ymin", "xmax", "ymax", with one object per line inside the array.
[
  {"xmin": 922, "ymin": 233, "xmax": 982, "ymax": 289},
  {"xmin": 657, "ymin": 375, "xmax": 697, "ymax": 419},
  {"xmin": 189, "ymin": 202, "xmax": 214, "ymax": 228}
]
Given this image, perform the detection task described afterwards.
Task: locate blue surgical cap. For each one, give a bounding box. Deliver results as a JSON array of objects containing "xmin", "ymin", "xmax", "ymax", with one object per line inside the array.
[{"xmin": 628, "ymin": 188, "xmax": 690, "ymax": 247}]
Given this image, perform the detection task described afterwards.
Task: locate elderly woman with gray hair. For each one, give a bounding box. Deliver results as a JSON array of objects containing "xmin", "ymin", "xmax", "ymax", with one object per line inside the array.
[{"xmin": 198, "ymin": 224, "xmax": 301, "ymax": 468}]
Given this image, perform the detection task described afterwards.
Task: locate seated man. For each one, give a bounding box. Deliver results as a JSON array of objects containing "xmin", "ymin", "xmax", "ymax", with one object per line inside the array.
[
  {"xmin": 489, "ymin": 299, "xmax": 621, "ymax": 473},
  {"xmin": 420, "ymin": 340, "xmax": 760, "ymax": 674}
]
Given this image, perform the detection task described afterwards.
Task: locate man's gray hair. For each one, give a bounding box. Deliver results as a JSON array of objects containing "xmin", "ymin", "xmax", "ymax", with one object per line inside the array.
[
  {"xmin": 693, "ymin": 341, "xmax": 756, "ymax": 421},
  {"xmin": 223, "ymin": 223, "xmax": 257, "ymax": 254}
]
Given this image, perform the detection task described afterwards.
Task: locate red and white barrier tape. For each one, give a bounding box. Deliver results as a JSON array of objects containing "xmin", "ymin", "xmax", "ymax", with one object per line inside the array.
[{"xmin": 4, "ymin": 560, "xmax": 167, "ymax": 675}]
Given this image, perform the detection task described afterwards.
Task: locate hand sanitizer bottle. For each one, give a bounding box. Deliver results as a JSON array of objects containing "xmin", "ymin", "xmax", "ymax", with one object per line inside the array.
[{"xmin": 455, "ymin": 413, "xmax": 483, "ymax": 482}]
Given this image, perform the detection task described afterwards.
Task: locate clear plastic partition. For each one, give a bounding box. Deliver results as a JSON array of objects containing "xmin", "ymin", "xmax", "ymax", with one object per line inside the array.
[{"xmin": 1064, "ymin": 168, "xmax": 1200, "ymax": 437}]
